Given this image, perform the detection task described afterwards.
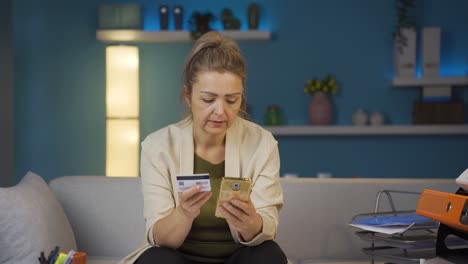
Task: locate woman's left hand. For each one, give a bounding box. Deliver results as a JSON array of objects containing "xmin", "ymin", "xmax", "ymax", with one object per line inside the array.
[{"xmin": 221, "ymin": 199, "xmax": 263, "ymax": 242}]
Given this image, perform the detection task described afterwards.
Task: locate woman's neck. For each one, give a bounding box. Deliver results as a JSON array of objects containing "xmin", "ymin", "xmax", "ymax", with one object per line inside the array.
[{"xmin": 193, "ymin": 129, "xmax": 226, "ymax": 164}]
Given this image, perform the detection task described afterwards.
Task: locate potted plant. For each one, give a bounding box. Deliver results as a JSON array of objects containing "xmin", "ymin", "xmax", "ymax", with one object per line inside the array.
[
  {"xmin": 304, "ymin": 75, "xmax": 338, "ymax": 125},
  {"xmin": 304, "ymin": 75, "xmax": 338, "ymax": 96},
  {"xmin": 188, "ymin": 11, "xmax": 216, "ymax": 40}
]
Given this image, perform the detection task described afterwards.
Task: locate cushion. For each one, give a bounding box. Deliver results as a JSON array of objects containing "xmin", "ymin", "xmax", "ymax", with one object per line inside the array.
[
  {"xmin": 49, "ymin": 176, "xmax": 145, "ymax": 257},
  {"xmin": 0, "ymin": 171, "xmax": 77, "ymax": 264}
]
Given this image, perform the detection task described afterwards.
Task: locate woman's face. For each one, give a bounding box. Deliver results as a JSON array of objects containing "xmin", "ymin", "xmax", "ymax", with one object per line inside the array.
[{"xmin": 186, "ymin": 71, "xmax": 243, "ymax": 138}]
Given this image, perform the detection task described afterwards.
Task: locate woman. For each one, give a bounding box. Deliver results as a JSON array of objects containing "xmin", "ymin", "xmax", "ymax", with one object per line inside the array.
[{"xmin": 121, "ymin": 31, "xmax": 286, "ymax": 264}]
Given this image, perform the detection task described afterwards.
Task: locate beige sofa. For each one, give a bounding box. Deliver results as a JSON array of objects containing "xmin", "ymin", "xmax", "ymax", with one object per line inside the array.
[{"xmin": 49, "ymin": 176, "xmax": 458, "ymax": 264}]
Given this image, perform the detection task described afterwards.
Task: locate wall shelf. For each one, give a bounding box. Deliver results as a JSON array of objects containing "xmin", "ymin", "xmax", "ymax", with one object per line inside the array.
[
  {"xmin": 392, "ymin": 76, "xmax": 468, "ymax": 87},
  {"xmin": 96, "ymin": 29, "xmax": 271, "ymax": 43},
  {"xmin": 264, "ymin": 125, "xmax": 468, "ymax": 136}
]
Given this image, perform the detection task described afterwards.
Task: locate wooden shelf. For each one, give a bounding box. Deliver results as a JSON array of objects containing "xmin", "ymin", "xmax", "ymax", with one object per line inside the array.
[
  {"xmin": 392, "ymin": 76, "xmax": 468, "ymax": 87},
  {"xmin": 264, "ymin": 125, "xmax": 468, "ymax": 136},
  {"xmin": 96, "ymin": 29, "xmax": 271, "ymax": 43}
]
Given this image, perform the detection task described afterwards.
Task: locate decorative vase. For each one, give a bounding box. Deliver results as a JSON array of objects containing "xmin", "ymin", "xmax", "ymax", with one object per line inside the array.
[
  {"xmin": 394, "ymin": 27, "xmax": 416, "ymax": 78},
  {"xmin": 308, "ymin": 91, "xmax": 333, "ymax": 125},
  {"xmin": 247, "ymin": 3, "xmax": 260, "ymax": 30},
  {"xmin": 264, "ymin": 105, "xmax": 284, "ymax": 126}
]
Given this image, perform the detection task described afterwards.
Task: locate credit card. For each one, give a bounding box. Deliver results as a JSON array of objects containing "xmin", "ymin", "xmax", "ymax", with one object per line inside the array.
[{"xmin": 176, "ymin": 173, "xmax": 211, "ymax": 192}]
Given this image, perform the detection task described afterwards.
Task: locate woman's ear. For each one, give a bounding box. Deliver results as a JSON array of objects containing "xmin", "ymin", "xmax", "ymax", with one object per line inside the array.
[{"xmin": 183, "ymin": 85, "xmax": 191, "ymax": 108}]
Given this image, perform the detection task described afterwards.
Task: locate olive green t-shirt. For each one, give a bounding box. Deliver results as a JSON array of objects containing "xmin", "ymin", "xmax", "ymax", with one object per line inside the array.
[{"xmin": 179, "ymin": 154, "xmax": 242, "ymax": 263}]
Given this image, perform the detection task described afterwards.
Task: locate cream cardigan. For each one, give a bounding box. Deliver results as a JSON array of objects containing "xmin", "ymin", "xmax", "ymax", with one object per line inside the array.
[{"xmin": 119, "ymin": 117, "xmax": 284, "ymax": 264}]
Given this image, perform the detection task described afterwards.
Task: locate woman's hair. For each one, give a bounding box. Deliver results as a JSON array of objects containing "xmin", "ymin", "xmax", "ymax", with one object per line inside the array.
[{"xmin": 181, "ymin": 31, "xmax": 248, "ymax": 118}]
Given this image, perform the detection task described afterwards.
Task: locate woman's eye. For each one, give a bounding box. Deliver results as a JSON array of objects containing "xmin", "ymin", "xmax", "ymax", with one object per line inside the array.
[
  {"xmin": 227, "ymin": 100, "xmax": 237, "ymax": 104},
  {"xmin": 202, "ymin": 98, "xmax": 214, "ymax": 103}
]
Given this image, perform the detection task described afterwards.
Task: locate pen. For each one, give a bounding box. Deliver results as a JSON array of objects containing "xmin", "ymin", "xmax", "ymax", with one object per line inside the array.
[
  {"xmin": 49, "ymin": 246, "xmax": 60, "ymax": 264},
  {"xmin": 46, "ymin": 250, "xmax": 53, "ymax": 264},
  {"xmin": 37, "ymin": 251, "xmax": 47, "ymax": 264},
  {"xmin": 38, "ymin": 251, "xmax": 47, "ymax": 264},
  {"xmin": 64, "ymin": 250, "xmax": 75, "ymax": 264}
]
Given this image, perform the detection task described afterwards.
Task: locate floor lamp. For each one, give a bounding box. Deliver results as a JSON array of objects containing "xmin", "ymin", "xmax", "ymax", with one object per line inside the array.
[{"xmin": 105, "ymin": 45, "xmax": 139, "ymax": 177}]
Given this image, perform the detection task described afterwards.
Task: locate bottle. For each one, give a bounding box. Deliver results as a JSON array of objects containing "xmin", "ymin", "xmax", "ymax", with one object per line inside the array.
[{"xmin": 264, "ymin": 105, "xmax": 284, "ymax": 126}]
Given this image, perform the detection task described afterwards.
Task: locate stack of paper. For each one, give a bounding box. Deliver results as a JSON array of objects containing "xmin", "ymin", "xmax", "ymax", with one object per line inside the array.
[{"xmin": 349, "ymin": 213, "xmax": 438, "ymax": 234}]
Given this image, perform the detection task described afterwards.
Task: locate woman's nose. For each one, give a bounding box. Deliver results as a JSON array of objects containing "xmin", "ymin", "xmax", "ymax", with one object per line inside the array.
[{"xmin": 214, "ymin": 100, "xmax": 225, "ymax": 115}]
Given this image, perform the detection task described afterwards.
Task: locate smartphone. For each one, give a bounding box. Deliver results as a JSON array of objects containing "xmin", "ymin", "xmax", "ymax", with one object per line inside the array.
[{"xmin": 215, "ymin": 177, "xmax": 252, "ymax": 218}]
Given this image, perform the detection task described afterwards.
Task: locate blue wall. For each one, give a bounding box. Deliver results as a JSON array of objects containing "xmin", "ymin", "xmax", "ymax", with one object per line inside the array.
[{"xmin": 14, "ymin": 0, "xmax": 468, "ymax": 182}]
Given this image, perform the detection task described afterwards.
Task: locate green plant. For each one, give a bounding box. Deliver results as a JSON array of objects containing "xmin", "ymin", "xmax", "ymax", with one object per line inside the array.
[
  {"xmin": 394, "ymin": 0, "xmax": 417, "ymax": 53},
  {"xmin": 304, "ymin": 75, "xmax": 338, "ymax": 96}
]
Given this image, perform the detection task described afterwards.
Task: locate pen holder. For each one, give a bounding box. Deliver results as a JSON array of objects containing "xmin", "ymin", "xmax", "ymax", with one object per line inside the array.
[
  {"xmin": 72, "ymin": 252, "xmax": 87, "ymax": 264},
  {"xmin": 58, "ymin": 251, "xmax": 86, "ymax": 264}
]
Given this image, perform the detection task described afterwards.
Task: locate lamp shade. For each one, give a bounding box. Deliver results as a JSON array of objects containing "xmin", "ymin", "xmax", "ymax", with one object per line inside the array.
[{"xmin": 106, "ymin": 46, "xmax": 139, "ymax": 118}]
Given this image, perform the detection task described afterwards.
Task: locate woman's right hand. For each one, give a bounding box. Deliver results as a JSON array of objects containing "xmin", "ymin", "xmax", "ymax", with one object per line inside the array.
[
  {"xmin": 153, "ymin": 185, "xmax": 212, "ymax": 248},
  {"xmin": 177, "ymin": 185, "xmax": 212, "ymax": 220}
]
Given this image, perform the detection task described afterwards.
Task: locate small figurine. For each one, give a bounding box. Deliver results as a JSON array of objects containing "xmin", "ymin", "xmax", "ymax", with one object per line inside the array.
[
  {"xmin": 188, "ymin": 11, "xmax": 216, "ymax": 39},
  {"xmin": 352, "ymin": 108, "xmax": 368, "ymax": 126},
  {"xmin": 221, "ymin": 8, "xmax": 240, "ymax": 30},
  {"xmin": 370, "ymin": 112, "xmax": 384, "ymax": 126}
]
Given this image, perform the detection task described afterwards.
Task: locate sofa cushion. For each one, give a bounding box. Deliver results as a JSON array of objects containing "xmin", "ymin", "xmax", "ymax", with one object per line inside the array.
[
  {"xmin": 0, "ymin": 171, "xmax": 77, "ymax": 264},
  {"xmin": 49, "ymin": 176, "xmax": 145, "ymax": 258}
]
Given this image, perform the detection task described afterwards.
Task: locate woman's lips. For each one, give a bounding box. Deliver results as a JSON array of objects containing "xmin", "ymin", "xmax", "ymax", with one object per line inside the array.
[{"xmin": 209, "ymin": 120, "xmax": 225, "ymax": 127}]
